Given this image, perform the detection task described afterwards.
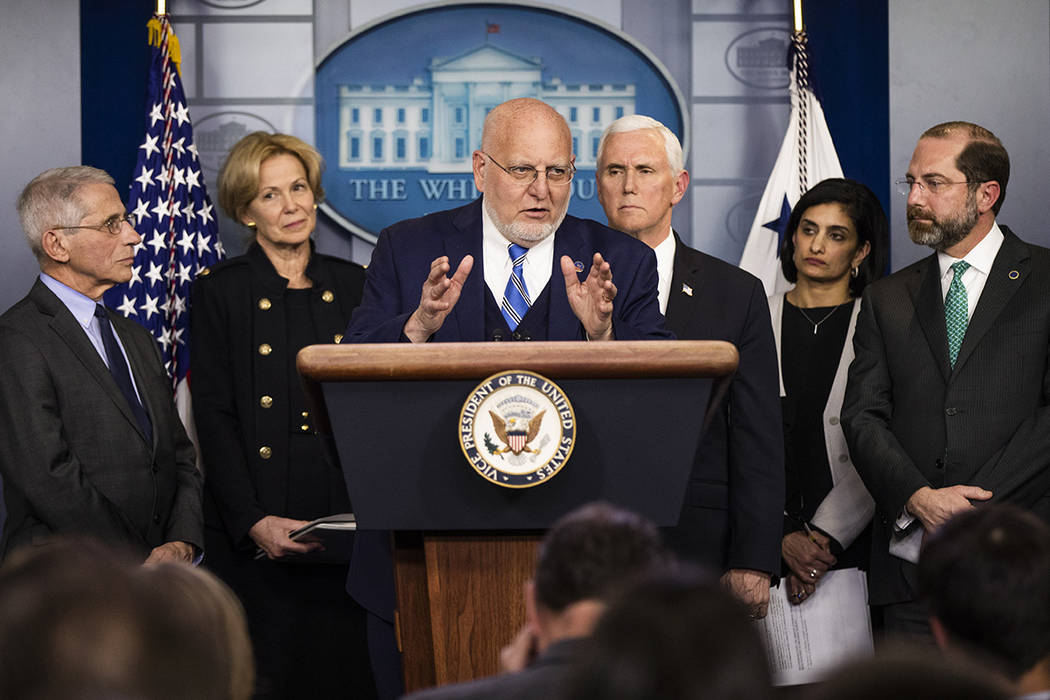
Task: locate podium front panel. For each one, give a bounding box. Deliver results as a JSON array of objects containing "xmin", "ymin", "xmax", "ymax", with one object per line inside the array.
[{"xmin": 324, "ymin": 376, "xmax": 710, "ymax": 530}]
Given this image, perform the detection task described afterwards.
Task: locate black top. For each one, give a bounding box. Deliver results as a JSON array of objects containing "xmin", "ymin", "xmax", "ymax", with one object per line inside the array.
[
  {"xmin": 191, "ymin": 242, "xmax": 366, "ymax": 547},
  {"xmin": 781, "ymin": 298, "xmax": 868, "ymax": 568}
]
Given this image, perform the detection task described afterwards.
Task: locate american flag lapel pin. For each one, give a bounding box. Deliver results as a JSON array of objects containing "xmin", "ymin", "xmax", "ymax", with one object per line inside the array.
[{"xmin": 682, "ymin": 283, "xmax": 693, "ymax": 297}]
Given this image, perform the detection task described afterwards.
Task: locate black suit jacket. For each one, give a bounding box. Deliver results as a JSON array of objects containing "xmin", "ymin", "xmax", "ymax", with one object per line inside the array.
[
  {"xmin": 842, "ymin": 227, "xmax": 1050, "ymax": 604},
  {"xmin": 0, "ymin": 278, "xmax": 203, "ymax": 559},
  {"xmin": 661, "ymin": 237, "xmax": 784, "ymax": 575},
  {"xmin": 190, "ymin": 243, "xmax": 366, "ymax": 547},
  {"xmin": 346, "ymin": 198, "xmax": 672, "ymax": 343}
]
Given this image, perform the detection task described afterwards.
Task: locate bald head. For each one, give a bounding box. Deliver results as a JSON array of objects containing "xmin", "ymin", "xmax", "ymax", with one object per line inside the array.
[
  {"xmin": 481, "ymin": 98, "xmax": 572, "ymax": 155},
  {"xmin": 473, "ymin": 98, "xmax": 575, "ymax": 247}
]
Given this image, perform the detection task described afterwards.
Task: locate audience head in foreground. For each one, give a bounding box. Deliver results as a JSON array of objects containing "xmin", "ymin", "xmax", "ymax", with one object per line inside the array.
[
  {"xmin": 403, "ymin": 502, "xmax": 670, "ymax": 700},
  {"xmin": 808, "ymin": 645, "xmax": 1011, "ymax": 700},
  {"xmin": 0, "ymin": 538, "xmax": 253, "ymax": 700},
  {"xmin": 563, "ymin": 566, "xmax": 771, "ymax": 700},
  {"xmin": 919, "ymin": 503, "xmax": 1050, "ymax": 695},
  {"xmin": 527, "ymin": 501, "xmax": 672, "ymax": 651}
]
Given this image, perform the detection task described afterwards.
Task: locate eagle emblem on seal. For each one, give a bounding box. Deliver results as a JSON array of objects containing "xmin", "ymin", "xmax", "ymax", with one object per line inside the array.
[{"xmin": 489, "ymin": 410, "xmax": 545, "ymax": 455}]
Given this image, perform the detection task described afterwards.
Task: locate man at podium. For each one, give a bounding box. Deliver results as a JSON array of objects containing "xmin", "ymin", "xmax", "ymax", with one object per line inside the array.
[{"xmin": 344, "ymin": 97, "xmax": 671, "ymax": 344}]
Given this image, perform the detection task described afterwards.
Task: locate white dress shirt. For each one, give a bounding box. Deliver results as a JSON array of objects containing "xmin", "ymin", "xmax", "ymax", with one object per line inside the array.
[
  {"xmin": 652, "ymin": 229, "xmax": 676, "ymax": 315},
  {"xmin": 39, "ymin": 272, "xmax": 143, "ymax": 402},
  {"xmin": 936, "ymin": 221, "xmax": 1004, "ymax": 318},
  {"xmin": 481, "ymin": 203, "xmax": 555, "ymax": 307}
]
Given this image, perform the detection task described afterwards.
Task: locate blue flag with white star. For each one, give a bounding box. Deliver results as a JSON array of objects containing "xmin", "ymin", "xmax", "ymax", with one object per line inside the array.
[
  {"xmin": 738, "ymin": 32, "xmax": 842, "ymax": 297},
  {"xmin": 103, "ymin": 15, "xmax": 223, "ymax": 396}
]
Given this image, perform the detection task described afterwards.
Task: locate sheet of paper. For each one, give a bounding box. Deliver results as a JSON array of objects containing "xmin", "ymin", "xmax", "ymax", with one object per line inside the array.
[{"xmin": 756, "ymin": 567, "xmax": 874, "ymax": 686}]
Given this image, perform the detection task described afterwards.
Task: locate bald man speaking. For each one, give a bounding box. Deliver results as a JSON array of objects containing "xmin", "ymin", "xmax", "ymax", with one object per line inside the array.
[{"xmin": 345, "ymin": 97, "xmax": 671, "ymax": 344}]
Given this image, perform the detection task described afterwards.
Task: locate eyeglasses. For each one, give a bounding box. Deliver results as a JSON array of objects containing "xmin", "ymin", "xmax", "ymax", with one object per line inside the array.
[
  {"xmin": 483, "ymin": 152, "xmax": 575, "ymax": 184},
  {"xmin": 894, "ymin": 178, "xmax": 971, "ymax": 197},
  {"xmin": 52, "ymin": 213, "xmax": 135, "ymax": 236}
]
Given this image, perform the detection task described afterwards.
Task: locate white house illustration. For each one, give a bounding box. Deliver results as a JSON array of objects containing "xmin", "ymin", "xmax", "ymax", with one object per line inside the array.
[{"xmin": 338, "ymin": 43, "xmax": 636, "ymax": 172}]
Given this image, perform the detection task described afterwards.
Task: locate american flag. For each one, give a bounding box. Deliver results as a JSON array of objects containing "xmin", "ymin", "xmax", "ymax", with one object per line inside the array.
[
  {"xmin": 104, "ymin": 14, "xmax": 223, "ymax": 414},
  {"xmin": 738, "ymin": 30, "xmax": 842, "ymax": 297}
]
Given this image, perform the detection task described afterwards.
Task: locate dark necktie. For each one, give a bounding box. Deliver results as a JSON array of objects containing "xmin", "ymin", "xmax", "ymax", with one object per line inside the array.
[
  {"xmin": 94, "ymin": 304, "xmax": 153, "ymax": 442},
  {"xmin": 945, "ymin": 260, "xmax": 971, "ymax": 367}
]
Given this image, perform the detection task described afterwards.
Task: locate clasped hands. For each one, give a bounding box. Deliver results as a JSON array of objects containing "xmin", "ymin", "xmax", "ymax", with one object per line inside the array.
[
  {"xmin": 402, "ymin": 252, "xmax": 617, "ymax": 343},
  {"xmin": 782, "ymin": 529, "xmax": 835, "ymax": 605}
]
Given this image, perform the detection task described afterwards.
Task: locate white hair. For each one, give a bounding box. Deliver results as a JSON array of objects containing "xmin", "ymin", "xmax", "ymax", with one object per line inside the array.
[
  {"xmin": 597, "ymin": 115, "xmax": 684, "ymax": 174},
  {"xmin": 17, "ymin": 166, "xmax": 115, "ymax": 259}
]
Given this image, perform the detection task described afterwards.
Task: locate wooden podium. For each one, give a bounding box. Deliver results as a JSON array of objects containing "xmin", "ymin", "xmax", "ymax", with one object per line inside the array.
[{"xmin": 297, "ymin": 340, "xmax": 737, "ymax": 692}]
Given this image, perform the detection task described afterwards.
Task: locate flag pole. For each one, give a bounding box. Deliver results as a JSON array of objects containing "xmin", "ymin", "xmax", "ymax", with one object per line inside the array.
[
  {"xmin": 156, "ymin": 0, "xmax": 166, "ymax": 16},
  {"xmin": 792, "ymin": 0, "xmax": 803, "ymax": 33}
]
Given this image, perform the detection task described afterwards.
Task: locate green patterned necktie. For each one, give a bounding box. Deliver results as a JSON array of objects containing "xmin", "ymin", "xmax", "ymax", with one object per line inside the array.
[{"xmin": 945, "ymin": 260, "xmax": 971, "ymax": 367}]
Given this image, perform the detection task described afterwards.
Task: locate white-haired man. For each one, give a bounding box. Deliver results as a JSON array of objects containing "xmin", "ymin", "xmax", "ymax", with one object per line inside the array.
[
  {"xmin": 0, "ymin": 166, "xmax": 202, "ymax": 563},
  {"xmin": 596, "ymin": 116, "xmax": 783, "ymax": 618}
]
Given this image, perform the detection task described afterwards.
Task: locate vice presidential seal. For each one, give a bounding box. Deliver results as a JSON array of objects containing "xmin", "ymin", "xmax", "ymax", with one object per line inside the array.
[{"xmin": 459, "ymin": 371, "xmax": 576, "ymax": 489}]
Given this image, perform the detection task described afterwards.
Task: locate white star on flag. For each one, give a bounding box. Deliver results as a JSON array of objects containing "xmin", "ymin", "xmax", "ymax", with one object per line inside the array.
[{"xmin": 102, "ymin": 13, "xmax": 225, "ymax": 454}]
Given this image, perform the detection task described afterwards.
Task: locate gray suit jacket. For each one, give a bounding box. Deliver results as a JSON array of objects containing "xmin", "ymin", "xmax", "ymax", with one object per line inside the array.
[
  {"xmin": 402, "ymin": 638, "xmax": 583, "ymax": 700},
  {"xmin": 842, "ymin": 227, "xmax": 1050, "ymax": 604},
  {"xmin": 0, "ymin": 279, "xmax": 203, "ymax": 559}
]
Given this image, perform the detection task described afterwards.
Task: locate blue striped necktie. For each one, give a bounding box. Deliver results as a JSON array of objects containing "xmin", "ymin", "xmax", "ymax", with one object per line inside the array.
[{"xmin": 501, "ymin": 243, "xmax": 532, "ymax": 330}]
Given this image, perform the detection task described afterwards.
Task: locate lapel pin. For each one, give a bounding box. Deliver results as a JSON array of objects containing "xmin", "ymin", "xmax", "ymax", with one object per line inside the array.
[
  {"xmin": 682, "ymin": 283, "xmax": 693, "ymax": 297},
  {"xmin": 1008, "ymin": 270, "xmax": 1020, "ymax": 280},
  {"xmin": 574, "ymin": 260, "xmax": 584, "ymax": 272}
]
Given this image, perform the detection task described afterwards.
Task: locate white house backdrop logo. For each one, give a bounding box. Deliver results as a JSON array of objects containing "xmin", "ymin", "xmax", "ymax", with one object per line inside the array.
[{"xmin": 314, "ymin": 4, "xmax": 688, "ymax": 242}]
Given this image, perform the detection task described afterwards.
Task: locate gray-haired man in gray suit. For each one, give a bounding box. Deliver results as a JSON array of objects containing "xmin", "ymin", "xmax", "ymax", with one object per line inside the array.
[{"xmin": 0, "ymin": 166, "xmax": 202, "ymax": 562}]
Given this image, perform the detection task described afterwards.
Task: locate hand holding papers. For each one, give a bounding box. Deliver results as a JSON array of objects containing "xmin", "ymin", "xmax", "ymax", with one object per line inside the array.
[{"xmin": 756, "ymin": 567, "xmax": 873, "ymax": 686}]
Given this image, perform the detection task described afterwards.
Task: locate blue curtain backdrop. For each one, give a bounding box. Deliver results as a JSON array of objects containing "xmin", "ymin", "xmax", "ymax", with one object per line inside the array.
[
  {"xmin": 81, "ymin": 0, "xmax": 153, "ymax": 198},
  {"xmin": 805, "ymin": 0, "xmax": 891, "ymax": 231}
]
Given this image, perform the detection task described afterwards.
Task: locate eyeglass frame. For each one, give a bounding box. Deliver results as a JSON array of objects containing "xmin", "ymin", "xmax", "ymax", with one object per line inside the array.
[
  {"xmin": 482, "ymin": 151, "xmax": 576, "ymax": 185},
  {"xmin": 52, "ymin": 213, "xmax": 136, "ymax": 236},
  {"xmin": 894, "ymin": 177, "xmax": 976, "ymax": 197}
]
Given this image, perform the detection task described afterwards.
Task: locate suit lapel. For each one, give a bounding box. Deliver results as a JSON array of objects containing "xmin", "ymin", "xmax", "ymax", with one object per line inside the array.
[
  {"xmin": 910, "ymin": 254, "xmax": 951, "ymax": 383},
  {"xmin": 31, "ymin": 281, "xmax": 150, "ymax": 444},
  {"xmin": 549, "ymin": 225, "xmax": 585, "ymax": 340},
  {"xmin": 665, "ymin": 234, "xmax": 707, "ymax": 336},
  {"xmin": 952, "ymin": 228, "xmax": 1030, "ymax": 375},
  {"xmin": 445, "ymin": 201, "xmax": 486, "ymax": 341}
]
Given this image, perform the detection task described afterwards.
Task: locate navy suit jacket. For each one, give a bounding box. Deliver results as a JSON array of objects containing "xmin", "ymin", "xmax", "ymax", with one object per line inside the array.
[
  {"xmin": 661, "ymin": 236, "xmax": 784, "ymax": 576},
  {"xmin": 346, "ymin": 198, "xmax": 672, "ymax": 342}
]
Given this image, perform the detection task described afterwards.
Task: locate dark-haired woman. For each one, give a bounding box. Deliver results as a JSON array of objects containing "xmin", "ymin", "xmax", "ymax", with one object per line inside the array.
[{"xmin": 770, "ymin": 178, "xmax": 889, "ymax": 605}]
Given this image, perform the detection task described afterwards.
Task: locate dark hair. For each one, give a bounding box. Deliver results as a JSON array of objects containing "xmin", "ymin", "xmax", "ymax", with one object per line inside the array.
[
  {"xmin": 921, "ymin": 121, "xmax": 1009, "ymax": 215},
  {"xmin": 562, "ymin": 567, "xmax": 771, "ymax": 700},
  {"xmin": 918, "ymin": 504, "xmax": 1050, "ymax": 681},
  {"xmin": 0, "ymin": 538, "xmax": 246, "ymax": 700},
  {"xmin": 779, "ymin": 178, "xmax": 889, "ymax": 297},
  {"xmin": 533, "ymin": 502, "xmax": 669, "ymax": 613},
  {"xmin": 809, "ymin": 645, "xmax": 1011, "ymax": 700}
]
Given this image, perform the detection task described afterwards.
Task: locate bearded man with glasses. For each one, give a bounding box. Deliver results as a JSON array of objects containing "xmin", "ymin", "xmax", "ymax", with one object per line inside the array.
[
  {"xmin": 345, "ymin": 97, "xmax": 671, "ymax": 344},
  {"xmin": 0, "ymin": 166, "xmax": 202, "ymax": 563},
  {"xmin": 842, "ymin": 121, "xmax": 1050, "ymax": 639}
]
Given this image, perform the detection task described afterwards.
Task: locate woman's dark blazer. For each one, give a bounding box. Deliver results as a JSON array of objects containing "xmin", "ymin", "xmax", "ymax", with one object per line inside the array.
[{"xmin": 190, "ymin": 242, "xmax": 365, "ymax": 549}]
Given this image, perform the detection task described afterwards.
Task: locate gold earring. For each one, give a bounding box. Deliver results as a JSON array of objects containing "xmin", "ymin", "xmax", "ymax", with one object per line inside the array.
[
  {"xmin": 246, "ymin": 221, "xmax": 256, "ymax": 229},
  {"xmin": 851, "ymin": 266, "xmax": 859, "ymax": 278},
  {"xmin": 313, "ymin": 203, "xmax": 318, "ymax": 210}
]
